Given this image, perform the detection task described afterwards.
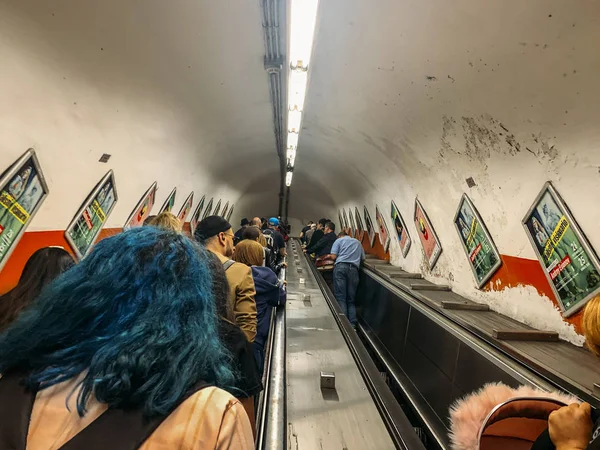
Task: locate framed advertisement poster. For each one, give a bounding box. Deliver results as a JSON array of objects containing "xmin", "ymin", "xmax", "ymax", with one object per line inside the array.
[
  {"xmin": 348, "ymin": 209, "xmax": 356, "ymax": 238},
  {"xmin": 213, "ymin": 199, "xmax": 222, "ymax": 217},
  {"xmin": 523, "ymin": 182, "xmax": 600, "ymax": 316},
  {"xmin": 375, "ymin": 205, "xmax": 391, "ymax": 253},
  {"xmin": 391, "ymin": 200, "xmax": 411, "ymax": 258},
  {"xmin": 364, "ymin": 206, "xmax": 376, "ymax": 248},
  {"xmin": 354, "ymin": 207, "xmax": 364, "ymax": 241},
  {"xmin": 65, "ymin": 170, "xmax": 118, "ymax": 260},
  {"xmin": 177, "ymin": 192, "xmax": 194, "ymax": 223},
  {"xmin": 159, "ymin": 187, "xmax": 177, "ymax": 214},
  {"xmin": 338, "ymin": 210, "xmax": 344, "ymax": 232},
  {"xmin": 0, "ymin": 149, "xmax": 49, "ymax": 271},
  {"xmin": 414, "ymin": 198, "xmax": 442, "ymax": 270},
  {"xmin": 190, "ymin": 194, "xmax": 205, "ymax": 237},
  {"xmin": 123, "ymin": 181, "xmax": 157, "ymax": 230},
  {"xmin": 221, "ymin": 201, "xmax": 229, "ymax": 218},
  {"xmin": 202, "ymin": 198, "xmax": 214, "ymax": 220},
  {"xmin": 454, "ymin": 194, "xmax": 502, "ymax": 288},
  {"xmin": 226, "ymin": 204, "xmax": 234, "ymax": 222},
  {"xmin": 343, "ymin": 209, "xmax": 351, "ymax": 235}
]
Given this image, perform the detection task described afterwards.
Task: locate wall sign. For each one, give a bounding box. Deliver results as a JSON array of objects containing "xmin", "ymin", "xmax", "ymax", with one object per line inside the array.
[
  {"xmin": 354, "ymin": 207, "xmax": 364, "ymax": 241},
  {"xmin": 213, "ymin": 199, "xmax": 222, "ymax": 217},
  {"xmin": 523, "ymin": 182, "xmax": 600, "ymax": 317},
  {"xmin": 177, "ymin": 192, "xmax": 194, "ymax": 223},
  {"xmin": 391, "ymin": 200, "xmax": 411, "ymax": 258},
  {"xmin": 364, "ymin": 206, "xmax": 376, "ymax": 248},
  {"xmin": 65, "ymin": 170, "xmax": 118, "ymax": 260},
  {"xmin": 226, "ymin": 204, "xmax": 234, "ymax": 222},
  {"xmin": 190, "ymin": 195, "xmax": 205, "ymax": 237},
  {"xmin": 348, "ymin": 209, "xmax": 356, "ymax": 238},
  {"xmin": 414, "ymin": 198, "xmax": 442, "ymax": 270},
  {"xmin": 202, "ymin": 197, "xmax": 214, "ymax": 220},
  {"xmin": 221, "ymin": 201, "xmax": 230, "ymax": 219},
  {"xmin": 453, "ymin": 194, "xmax": 502, "ymax": 288},
  {"xmin": 338, "ymin": 210, "xmax": 344, "ymax": 232},
  {"xmin": 159, "ymin": 187, "xmax": 177, "ymax": 214},
  {"xmin": 343, "ymin": 209, "xmax": 351, "ymax": 236},
  {"xmin": 375, "ymin": 205, "xmax": 391, "ymax": 253},
  {"xmin": 0, "ymin": 149, "xmax": 49, "ymax": 271},
  {"xmin": 123, "ymin": 181, "xmax": 157, "ymax": 230}
]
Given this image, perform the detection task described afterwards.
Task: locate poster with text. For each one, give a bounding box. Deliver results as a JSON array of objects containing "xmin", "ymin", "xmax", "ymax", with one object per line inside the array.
[
  {"xmin": 159, "ymin": 187, "xmax": 177, "ymax": 214},
  {"xmin": 343, "ymin": 209, "xmax": 351, "ymax": 236},
  {"xmin": 364, "ymin": 206, "xmax": 376, "ymax": 248},
  {"xmin": 65, "ymin": 171, "xmax": 118, "ymax": 260},
  {"xmin": 221, "ymin": 201, "xmax": 230, "ymax": 219},
  {"xmin": 226, "ymin": 204, "xmax": 234, "ymax": 222},
  {"xmin": 123, "ymin": 182, "xmax": 157, "ymax": 230},
  {"xmin": 177, "ymin": 192, "xmax": 194, "ymax": 223},
  {"xmin": 190, "ymin": 195, "xmax": 206, "ymax": 237},
  {"xmin": 0, "ymin": 149, "xmax": 49, "ymax": 271},
  {"xmin": 202, "ymin": 198, "xmax": 214, "ymax": 220},
  {"xmin": 348, "ymin": 209, "xmax": 356, "ymax": 238},
  {"xmin": 354, "ymin": 207, "xmax": 364, "ymax": 241},
  {"xmin": 375, "ymin": 205, "xmax": 391, "ymax": 253},
  {"xmin": 414, "ymin": 199, "xmax": 442, "ymax": 270},
  {"xmin": 523, "ymin": 182, "xmax": 600, "ymax": 316},
  {"xmin": 391, "ymin": 200, "xmax": 411, "ymax": 258},
  {"xmin": 454, "ymin": 194, "xmax": 502, "ymax": 288}
]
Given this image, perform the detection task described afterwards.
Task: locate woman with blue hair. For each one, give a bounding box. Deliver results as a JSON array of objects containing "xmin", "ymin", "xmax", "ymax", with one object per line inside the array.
[{"xmin": 0, "ymin": 227, "xmax": 253, "ymax": 449}]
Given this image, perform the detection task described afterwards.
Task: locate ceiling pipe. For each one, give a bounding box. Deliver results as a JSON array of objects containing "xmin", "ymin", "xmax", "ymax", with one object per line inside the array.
[{"xmin": 260, "ymin": 0, "xmax": 287, "ymax": 217}]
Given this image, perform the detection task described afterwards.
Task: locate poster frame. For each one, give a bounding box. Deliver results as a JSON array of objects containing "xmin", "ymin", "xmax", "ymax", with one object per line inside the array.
[
  {"xmin": 64, "ymin": 170, "xmax": 118, "ymax": 261},
  {"xmin": 413, "ymin": 198, "xmax": 443, "ymax": 270},
  {"xmin": 354, "ymin": 207, "xmax": 364, "ymax": 241},
  {"xmin": 348, "ymin": 209, "xmax": 356, "ymax": 238},
  {"xmin": 375, "ymin": 205, "xmax": 391, "ymax": 253},
  {"xmin": 0, "ymin": 149, "xmax": 50, "ymax": 272},
  {"xmin": 202, "ymin": 197, "xmax": 214, "ymax": 220},
  {"xmin": 391, "ymin": 200, "xmax": 411, "ymax": 258},
  {"xmin": 342, "ymin": 209, "xmax": 351, "ymax": 236},
  {"xmin": 213, "ymin": 199, "xmax": 222, "ymax": 217},
  {"xmin": 522, "ymin": 181, "xmax": 600, "ymax": 317},
  {"xmin": 221, "ymin": 201, "xmax": 230, "ymax": 218},
  {"xmin": 123, "ymin": 181, "xmax": 157, "ymax": 230},
  {"xmin": 363, "ymin": 206, "xmax": 377, "ymax": 248},
  {"xmin": 338, "ymin": 210, "xmax": 344, "ymax": 232},
  {"xmin": 159, "ymin": 187, "xmax": 177, "ymax": 214},
  {"xmin": 189, "ymin": 194, "xmax": 206, "ymax": 237},
  {"xmin": 177, "ymin": 191, "xmax": 194, "ymax": 223},
  {"xmin": 453, "ymin": 193, "xmax": 502, "ymax": 288},
  {"xmin": 226, "ymin": 204, "xmax": 234, "ymax": 222}
]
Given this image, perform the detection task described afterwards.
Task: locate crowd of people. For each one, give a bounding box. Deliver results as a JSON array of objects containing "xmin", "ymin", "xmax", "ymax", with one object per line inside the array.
[{"xmin": 0, "ymin": 211, "xmax": 288, "ymax": 449}]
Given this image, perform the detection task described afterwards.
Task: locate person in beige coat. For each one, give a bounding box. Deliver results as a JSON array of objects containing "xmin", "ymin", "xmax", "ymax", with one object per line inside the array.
[{"xmin": 195, "ymin": 215, "xmax": 257, "ymax": 342}]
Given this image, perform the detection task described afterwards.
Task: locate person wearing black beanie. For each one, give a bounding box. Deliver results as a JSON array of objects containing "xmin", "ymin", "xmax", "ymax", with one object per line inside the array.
[{"xmin": 195, "ymin": 216, "xmax": 257, "ymax": 342}]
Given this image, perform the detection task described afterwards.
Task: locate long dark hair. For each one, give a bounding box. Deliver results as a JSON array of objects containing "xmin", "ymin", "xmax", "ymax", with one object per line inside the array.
[
  {"xmin": 207, "ymin": 252, "xmax": 234, "ymax": 322},
  {"xmin": 0, "ymin": 247, "xmax": 75, "ymax": 331},
  {"xmin": 0, "ymin": 227, "xmax": 234, "ymax": 416}
]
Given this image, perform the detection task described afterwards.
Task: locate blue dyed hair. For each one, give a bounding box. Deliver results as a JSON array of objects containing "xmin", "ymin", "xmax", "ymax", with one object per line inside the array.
[{"xmin": 0, "ymin": 226, "xmax": 233, "ymax": 416}]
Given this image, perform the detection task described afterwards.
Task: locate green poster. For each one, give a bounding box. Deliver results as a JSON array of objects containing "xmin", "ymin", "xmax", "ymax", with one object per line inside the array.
[
  {"xmin": 454, "ymin": 194, "xmax": 502, "ymax": 288},
  {"xmin": 523, "ymin": 182, "xmax": 600, "ymax": 316},
  {"xmin": 65, "ymin": 171, "xmax": 118, "ymax": 260},
  {"xmin": 190, "ymin": 195, "xmax": 206, "ymax": 237},
  {"xmin": 0, "ymin": 149, "xmax": 49, "ymax": 271},
  {"xmin": 159, "ymin": 187, "xmax": 177, "ymax": 214}
]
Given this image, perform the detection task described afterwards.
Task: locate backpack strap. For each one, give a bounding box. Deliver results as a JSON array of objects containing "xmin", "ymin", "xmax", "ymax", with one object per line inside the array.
[
  {"xmin": 223, "ymin": 259, "xmax": 235, "ymax": 271},
  {"xmin": 0, "ymin": 372, "xmax": 37, "ymax": 450}
]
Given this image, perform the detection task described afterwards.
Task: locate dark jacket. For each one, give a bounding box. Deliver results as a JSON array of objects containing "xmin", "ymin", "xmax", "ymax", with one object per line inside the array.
[
  {"xmin": 307, "ymin": 231, "xmax": 337, "ymax": 257},
  {"xmin": 251, "ymin": 266, "xmax": 286, "ymax": 348}
]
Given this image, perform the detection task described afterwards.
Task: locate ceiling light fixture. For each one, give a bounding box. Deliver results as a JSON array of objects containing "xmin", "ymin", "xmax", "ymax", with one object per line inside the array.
[{"xmin": 285, "ymin": 0, "xmax": 320, "ymax": 187}]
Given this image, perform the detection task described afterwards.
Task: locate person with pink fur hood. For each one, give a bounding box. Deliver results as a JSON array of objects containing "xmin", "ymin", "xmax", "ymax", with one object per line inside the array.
[{"xmin": 449, "ymin": 295, "xmax": 600, "ymax": 450}]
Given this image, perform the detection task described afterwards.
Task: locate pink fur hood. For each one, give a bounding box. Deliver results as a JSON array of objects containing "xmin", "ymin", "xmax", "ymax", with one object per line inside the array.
[{"xmin": 448, "ymin": 382, "xmax": 578, "ymax": 450}]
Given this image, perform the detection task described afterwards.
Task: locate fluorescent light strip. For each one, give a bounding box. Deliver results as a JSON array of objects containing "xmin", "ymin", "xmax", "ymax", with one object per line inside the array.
[{"xmin": 286, "ymin": 0, "xmax": 319, "ymax": 187}]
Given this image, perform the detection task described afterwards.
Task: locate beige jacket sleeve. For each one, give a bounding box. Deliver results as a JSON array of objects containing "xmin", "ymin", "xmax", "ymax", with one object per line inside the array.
[
  {"xmin": 230, "ymin": 263, "xmax": 257, "ymax": 342},
  {"xmin": 215, "ymin": 399, "xmax": 255, "ymax": 449}
]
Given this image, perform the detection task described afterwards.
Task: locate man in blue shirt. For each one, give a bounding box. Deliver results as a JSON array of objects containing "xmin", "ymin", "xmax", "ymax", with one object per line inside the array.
[{"xmin": 322, "ymin": 231, "xmax": 365, "ymax": 326}]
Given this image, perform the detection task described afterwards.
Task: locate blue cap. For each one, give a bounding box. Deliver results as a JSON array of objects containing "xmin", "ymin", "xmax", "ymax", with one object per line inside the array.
[{"xmin": 268, "ymin": 217, "xmax": 280, "ymax": 226}]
